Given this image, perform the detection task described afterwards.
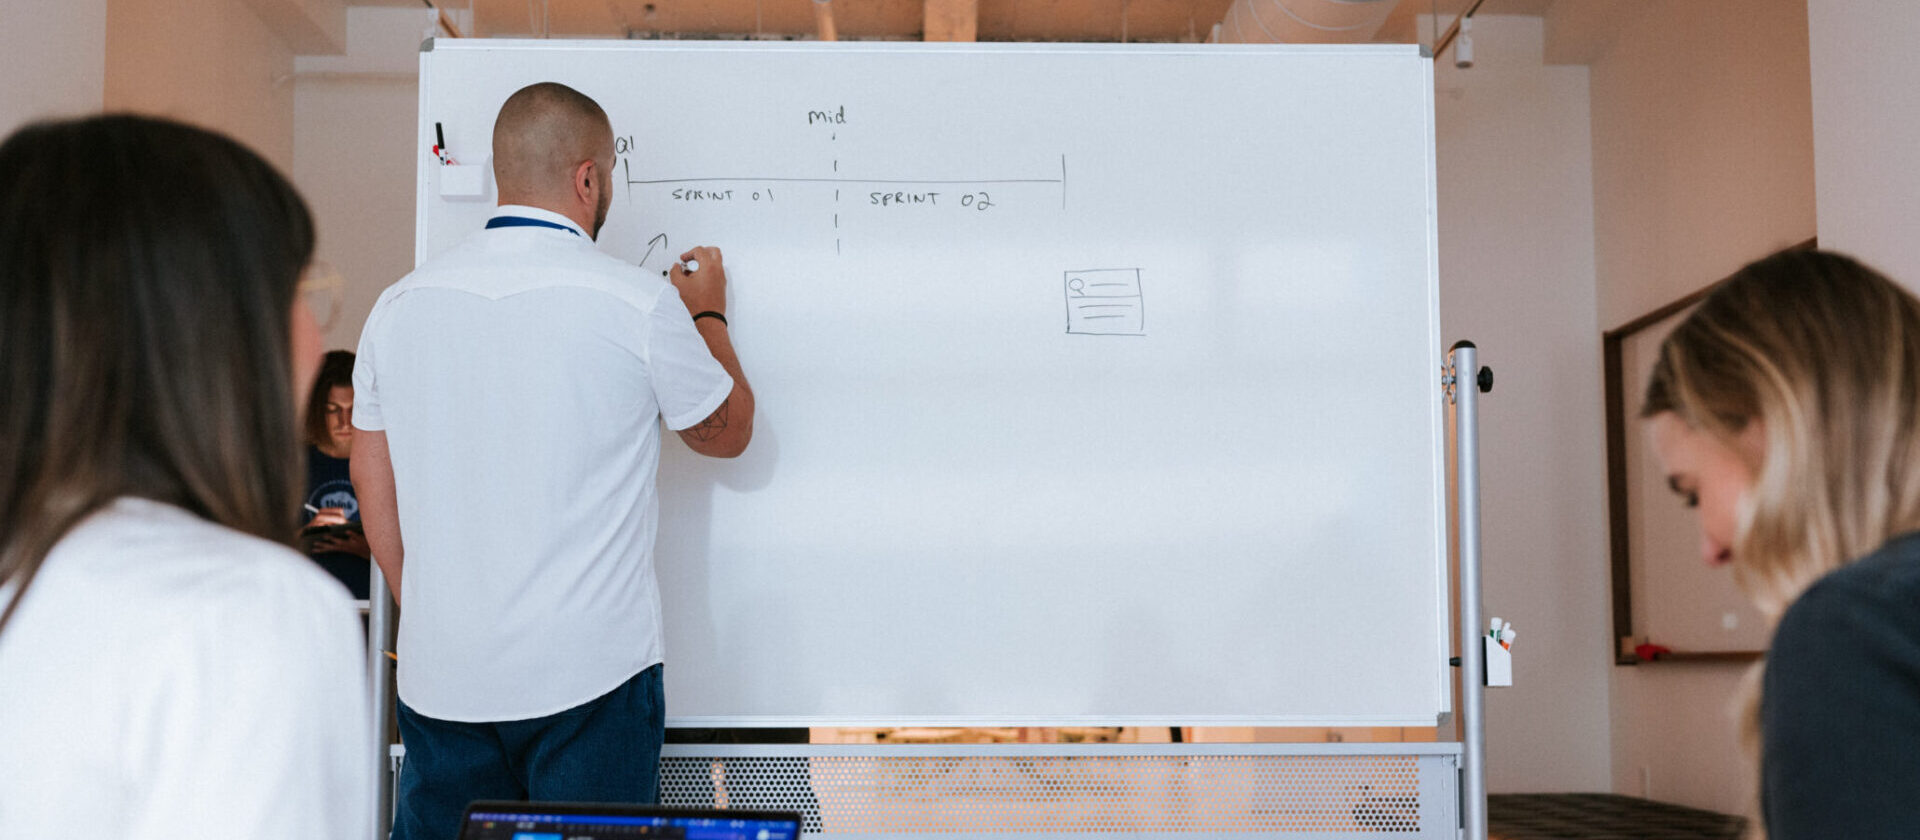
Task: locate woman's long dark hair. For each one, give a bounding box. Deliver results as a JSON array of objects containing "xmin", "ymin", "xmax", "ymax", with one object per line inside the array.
[{"xmin": 0, "ymin": 115, "xmax": 316, "ymax": 633}]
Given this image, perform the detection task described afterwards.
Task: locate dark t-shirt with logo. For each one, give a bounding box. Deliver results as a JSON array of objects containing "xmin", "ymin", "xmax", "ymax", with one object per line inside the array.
[{"xmin": 303, "ymin": 446, "xmax": 369, "ymax": 599}]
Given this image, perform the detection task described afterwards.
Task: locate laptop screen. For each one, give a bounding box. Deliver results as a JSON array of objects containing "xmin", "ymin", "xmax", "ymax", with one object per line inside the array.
[{"xmin": 460, "ymin": 804, "xmax": 802, "ymax": 840}]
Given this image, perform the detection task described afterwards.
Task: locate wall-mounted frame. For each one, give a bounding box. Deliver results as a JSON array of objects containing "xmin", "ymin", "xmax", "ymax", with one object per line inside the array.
[{"xmin": 1603, "ymin": 239, "xmax": 1815, "ymax": 665}]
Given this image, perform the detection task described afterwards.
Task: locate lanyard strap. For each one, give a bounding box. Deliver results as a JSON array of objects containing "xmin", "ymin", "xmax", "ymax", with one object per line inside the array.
[{"xmin": 485, "ymin": 216, "xmax": 581, "ymax": 236}]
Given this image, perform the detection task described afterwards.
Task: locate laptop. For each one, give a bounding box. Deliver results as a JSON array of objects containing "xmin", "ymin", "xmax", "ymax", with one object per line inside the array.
[{"xmin": 458, "ymin": 802, "xmax": 804, "ymax": 840}]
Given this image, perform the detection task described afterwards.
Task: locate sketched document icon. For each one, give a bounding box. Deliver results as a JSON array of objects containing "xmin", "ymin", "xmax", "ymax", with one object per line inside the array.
[{"xmin": 1065, "ymin": 269, "xmax": 1145, "ymax": 336}]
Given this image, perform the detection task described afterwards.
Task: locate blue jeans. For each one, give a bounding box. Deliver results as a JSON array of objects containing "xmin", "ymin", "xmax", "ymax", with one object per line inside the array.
[{"xmin": 392, "ymin": 664, "xmax": 665, "ymax": 840}]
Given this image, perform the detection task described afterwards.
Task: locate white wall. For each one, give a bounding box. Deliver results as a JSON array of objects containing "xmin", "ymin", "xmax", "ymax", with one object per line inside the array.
[
  {"xmin": 1589, "ymin": 0, "xmax": 1816, "ymax": 330},
  {"xmin": 106, "ymin": 0, "xmax": 297, "ymax": 171},
  {"xmin": 292, "ymin": 7, "xmax": 435, "ymax": 350},
  {"xmin": 1809, "ymin": 0, "xmax": 1920, "ymax": 286},
  {"xmin": 1588, "ymin": 0, "xmax": 1815, "ymax": 816},
  {"xmin": 0, "ymin": 0, "xmax": 106, "ymax": 137},
  {"xmin": 1, "ymin": 0, "xmax": 307, "ymax": 173},
  {"xmin": 1430, "ymin": 14, "xmax": 1612, "ymax": 793}
]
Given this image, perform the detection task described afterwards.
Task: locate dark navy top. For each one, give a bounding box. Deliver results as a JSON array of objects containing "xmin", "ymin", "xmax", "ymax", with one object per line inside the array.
[
  {"xmin": 1763, "ymin": 531, "xmax": 1920, "ymax": 838},
  {"xmin": 302, "ymin": 446, "xmax": 369, "ymax": 599}
]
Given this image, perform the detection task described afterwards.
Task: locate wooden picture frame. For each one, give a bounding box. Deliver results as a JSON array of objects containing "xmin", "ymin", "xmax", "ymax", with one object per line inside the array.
[{"xmin": 1603, "ymin": 239, "xmax": 1815, "ymax": 665}]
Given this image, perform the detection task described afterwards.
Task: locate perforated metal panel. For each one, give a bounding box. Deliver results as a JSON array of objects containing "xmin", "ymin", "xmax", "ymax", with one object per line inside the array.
[{"xmin": 660, "ymin": 744, "xmax": 1459, "ymax": 839}]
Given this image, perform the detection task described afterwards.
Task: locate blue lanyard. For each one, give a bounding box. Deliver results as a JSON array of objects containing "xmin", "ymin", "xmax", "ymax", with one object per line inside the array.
[{"xmin": 485, "ymin": 216, "xmax": 581, "ymax": 236}]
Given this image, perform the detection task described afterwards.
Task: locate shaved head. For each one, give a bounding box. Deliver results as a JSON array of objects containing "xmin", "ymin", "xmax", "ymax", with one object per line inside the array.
[{"xmin": 492, "ymin": 82, "xmax": 614, "ymax": 207}]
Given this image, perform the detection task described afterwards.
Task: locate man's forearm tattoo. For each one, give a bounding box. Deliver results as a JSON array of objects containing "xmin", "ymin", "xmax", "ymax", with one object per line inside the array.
[{"xmin": 687, "ymin": 398, "xmax": 730, "ymax": 442}]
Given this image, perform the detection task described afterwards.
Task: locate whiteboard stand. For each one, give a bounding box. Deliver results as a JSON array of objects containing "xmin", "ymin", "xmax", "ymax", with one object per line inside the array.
[
  {"xmin": 361, "ymin": 346, "xmax": 1495, "ymax": 840},
  {"xmin": 367, "ymin": 567, "xmax": 398, "ymax": 840},
  {"xmin": 1447, "ymin": 341, "xmax": 1493, "ymax": 840},
  {"xmin": 378, "ymin": 38, "xmax": 1472, "ymax": 840}
]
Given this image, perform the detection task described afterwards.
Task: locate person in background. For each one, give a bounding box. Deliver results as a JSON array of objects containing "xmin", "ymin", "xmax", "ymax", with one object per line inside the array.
[
  {"xmin": 302, "ymin": 349, "xmax": 372, "ymax": 599},
  {"xmin": 1644, "ymin": 249, "xmax": 1920, "ymax": 838},
  {"xmin": 0, "ymin": 114, "xmax": 370, "ymax": 837},
  {"xmin": 353, "ymin": 82, "xmax": 754, "ymax": 839}
]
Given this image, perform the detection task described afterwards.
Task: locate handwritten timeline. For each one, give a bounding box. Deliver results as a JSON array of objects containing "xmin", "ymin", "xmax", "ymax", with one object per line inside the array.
[{"xmin": 613, "ymin": 107, "xmax": 1116, "ymax": 332}]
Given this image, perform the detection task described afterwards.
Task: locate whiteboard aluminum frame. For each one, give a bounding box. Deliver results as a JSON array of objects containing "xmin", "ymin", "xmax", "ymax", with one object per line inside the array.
[
  {"xmin": 381, "ymin": 38, "xmax": 1471, "ymax": 838},
  {"xmin": 412, "ymin": 37, "xmax": 1453, "ymax": 730}
]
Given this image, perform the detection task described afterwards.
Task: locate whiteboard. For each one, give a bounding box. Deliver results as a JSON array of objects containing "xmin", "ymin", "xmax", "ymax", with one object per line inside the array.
[{"xmin": 416, "ymin": 40, "xmax": 1448, "ymax": 726}]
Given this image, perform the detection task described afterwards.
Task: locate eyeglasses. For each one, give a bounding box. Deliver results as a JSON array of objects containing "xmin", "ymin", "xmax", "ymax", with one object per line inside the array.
[{"xmin": 298, "ymin": 260, "xmax": 346, "ymax": 333}]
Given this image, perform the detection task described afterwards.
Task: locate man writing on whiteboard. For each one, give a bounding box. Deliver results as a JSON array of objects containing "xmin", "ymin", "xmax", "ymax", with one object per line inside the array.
[{"xmin": 350, "ymin": 82, "xmax": 754, "ymax": 839}]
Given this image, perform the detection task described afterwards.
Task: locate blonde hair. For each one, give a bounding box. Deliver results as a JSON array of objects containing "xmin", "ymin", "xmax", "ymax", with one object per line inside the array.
[{"xmin": 1642, "ymin": 249, "xmax": 1920, "ymax": 828}]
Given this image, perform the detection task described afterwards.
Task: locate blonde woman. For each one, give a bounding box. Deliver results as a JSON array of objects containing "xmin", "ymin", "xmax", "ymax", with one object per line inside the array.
[{"xmin": 1644, "ymin": 249, "xmax": 1920, "ymax": 837}]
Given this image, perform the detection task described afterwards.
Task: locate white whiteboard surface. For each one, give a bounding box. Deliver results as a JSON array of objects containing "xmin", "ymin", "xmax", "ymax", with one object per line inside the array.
[{"xmin": 416, "ymin": 40, "xmax": 1448, "ymax": 726}]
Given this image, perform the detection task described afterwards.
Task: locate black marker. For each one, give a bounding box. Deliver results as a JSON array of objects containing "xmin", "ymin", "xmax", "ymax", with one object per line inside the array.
[{"xmin": 435, "ymin": 122, "xmax": 446, "ymax": 152}]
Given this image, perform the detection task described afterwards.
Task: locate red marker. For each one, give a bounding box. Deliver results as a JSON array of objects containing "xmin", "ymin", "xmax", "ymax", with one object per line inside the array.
[{"xmin": 432, "ymin": 123, "xmax": 457, "ymax": 165}]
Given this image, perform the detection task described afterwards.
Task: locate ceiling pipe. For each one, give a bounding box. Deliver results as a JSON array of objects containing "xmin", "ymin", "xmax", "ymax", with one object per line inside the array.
[
  {"xmin": 1214, "ymin": 0, "xmax": 1401, "ymax": 44},
  {"xmin": 419, "ymin": 0, "xmax": 463, "ymax": 38},
  {"xmin": 813, "ymin": 0, "xmax": 838, "ymax": 41},
  {"xmin": 1433, "ymin": 0, "xmax": 1490, "ymax": 60}
]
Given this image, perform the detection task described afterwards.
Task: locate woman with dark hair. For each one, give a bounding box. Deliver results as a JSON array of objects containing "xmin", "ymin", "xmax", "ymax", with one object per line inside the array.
[
  {"xmin": 0, "ymin": 115, "xmax": 370, "ymax": 835},
  {"xmin": 303, "ymin": 349, "xmax": 373, "ymax": 598},
  {"xmin": 1644, "ymin": 249, "xmax": 1920, "ymax": 837}
]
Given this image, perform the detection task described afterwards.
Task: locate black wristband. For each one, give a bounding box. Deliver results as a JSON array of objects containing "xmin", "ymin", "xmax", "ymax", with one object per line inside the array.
[{"xmin": 692, "ymin": 311, "xmax": 727, "ymax": 327}]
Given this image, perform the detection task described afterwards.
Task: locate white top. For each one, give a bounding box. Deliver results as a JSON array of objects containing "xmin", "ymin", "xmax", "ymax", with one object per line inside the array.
[
  {"xmin": 0, "ymin": 498, "xmax": 371, "ymax": 839},
  {"xmin": 355, "ymin": 205, "xmax": 733, "ymax": 722}
]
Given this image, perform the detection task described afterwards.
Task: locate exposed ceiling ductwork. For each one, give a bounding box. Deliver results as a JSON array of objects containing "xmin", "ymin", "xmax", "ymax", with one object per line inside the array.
[
  {"xmin": 1214, "ymin": 0, "xmax": 1403, "ymax": 44},
  {"xmin": 350, "ymin": 0, "xmax": 1550, "ymax": 44}
]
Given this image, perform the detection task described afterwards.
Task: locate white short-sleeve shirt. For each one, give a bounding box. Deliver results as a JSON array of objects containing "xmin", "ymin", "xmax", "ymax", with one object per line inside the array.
[
  {"xmin": 354, "ymin": 205, "xmax": 733, "ymax": 722},
  {"xmin": 0, "ymin": 498, "xmax": 372, "ymax": 839}
]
